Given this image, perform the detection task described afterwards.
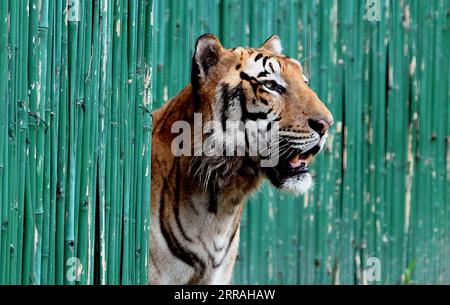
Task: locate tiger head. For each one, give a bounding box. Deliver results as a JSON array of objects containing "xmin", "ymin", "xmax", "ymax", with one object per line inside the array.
[{"xmin": 191, "ymin": 34, "xmax": 333, "ymax": 195}]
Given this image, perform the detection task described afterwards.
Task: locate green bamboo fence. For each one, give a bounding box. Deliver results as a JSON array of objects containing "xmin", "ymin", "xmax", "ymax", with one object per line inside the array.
[
  {"xmin": 151, "ymin": 0, "xmax": 450, "ymax": 285},
  {"xmin": 0, "ymin": 0, "xmax": 153, "ymax": 285},
  {"xmin": 0, "ymin": 0, "xmax": 449, "ymax": 286}
]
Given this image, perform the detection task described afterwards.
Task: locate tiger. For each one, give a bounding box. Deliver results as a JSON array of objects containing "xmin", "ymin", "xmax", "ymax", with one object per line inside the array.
[{"xmin": 150, "ymin": 34, "xmax": 333, "ymax": 285}]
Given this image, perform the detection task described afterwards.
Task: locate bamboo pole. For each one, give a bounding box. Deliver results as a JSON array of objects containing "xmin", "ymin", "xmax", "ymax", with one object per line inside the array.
[
  {"xmin": 87, "ymin": 0, "xmax": 101, "ymax": 285},
  {"xmin": 47, "ymin": 0, "xmax": 58, "ymax": 285},
  {"xmin": 141, "ymin": 0, "xmax": 153, "ymax": 285},
  {"xmin": 55, "ymin": 0, "xmax": 69, "ymax": 285},
  {"xmin": 121, "ymin": 0, "xmax": 132, "ymax": 284},
  {"xmin": 98, "ymin": 0, "xmax": 114, "ymax": 284},
  {"xmin": 125, "ymin": 0, "xmax": 138, "ymax": 284},
  {"xmin": 77, "ymin": 0, "xmax": 93, "ymax": 285},
  {"xmin": 0, "ymin": 0, "xmax": 9, "ymax": 286},
  {"xmin": 38, "ymin": 0, "xmax": 51, "ymax": 285},
  {"xmin": 6, "ymin": 0, "xmax": 20, "ymax": 285},
  {"xmin": 17, "ymin": 0, "xmax": 31, "ymax": 285}
]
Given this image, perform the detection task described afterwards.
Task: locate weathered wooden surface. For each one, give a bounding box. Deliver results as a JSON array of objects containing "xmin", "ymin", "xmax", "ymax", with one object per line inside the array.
[
  {"xmin": 0, "ymin": 0, "xmax": 153, "ymax": 285},
  {"xmin": 151, "ymin": 0, "xmax": 450, "ymax": 284}
]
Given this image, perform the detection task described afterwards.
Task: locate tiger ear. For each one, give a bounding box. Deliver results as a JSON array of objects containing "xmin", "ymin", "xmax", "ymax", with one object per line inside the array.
[
  {"xmin": 192, "ymin": 34, "xmax": 224, "ymax": 79},
  {"xmin": 260, "ymin": 35, "xmax": 282, "ymax": 54}
]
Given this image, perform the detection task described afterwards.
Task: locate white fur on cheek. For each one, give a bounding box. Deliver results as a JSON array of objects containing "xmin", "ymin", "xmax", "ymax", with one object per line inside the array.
[
  {"xmin": 281, "ymin": 173, "xmax": 313, "ymax": 195},
  {"xmin": 318, "ymin": 132, "xmax": 328, "ymax": 152}
]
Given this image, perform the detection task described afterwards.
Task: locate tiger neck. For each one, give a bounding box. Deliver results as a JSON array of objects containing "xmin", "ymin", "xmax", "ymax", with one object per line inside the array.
[
  {"xmin": 154, "ymin": 85, "xmax": 262, "ymax": 212},
  {"xmin": 188, "ymin": 85, "xmax": 263, "ymax": 211},
  {"xmin": 155, "ymin": 84, "xmax": 263, "ymax": 211}
]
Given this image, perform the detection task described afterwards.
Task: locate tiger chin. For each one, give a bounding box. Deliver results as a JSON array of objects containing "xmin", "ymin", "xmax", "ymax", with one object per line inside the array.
[{"xmin": 150, "ymin": 34, "xmax": 333, "ymax": 285}]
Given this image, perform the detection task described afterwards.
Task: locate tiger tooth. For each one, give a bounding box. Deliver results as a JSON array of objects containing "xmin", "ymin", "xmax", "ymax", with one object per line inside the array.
[
  {"xmin": 289, "ymin": 155, "xmax": 303, "ymax": 168},
  {"xmin": 290, "ymin": 155, "xmax": 300, "ymax": 163}
]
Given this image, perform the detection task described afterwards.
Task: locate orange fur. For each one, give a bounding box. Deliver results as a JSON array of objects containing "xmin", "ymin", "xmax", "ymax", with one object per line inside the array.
[{"xmin": 149, "ymin": 35, "xmax": 332, "ymax": 284}]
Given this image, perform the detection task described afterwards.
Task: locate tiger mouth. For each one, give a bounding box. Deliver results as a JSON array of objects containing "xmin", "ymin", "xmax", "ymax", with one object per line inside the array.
[
  {"xmin": 264, "ymin": 144, "xmax": 322, "ymax": 187},
  {"xmin": 285, "ymin": 144, "xmax": 321, "ymax": 169}
]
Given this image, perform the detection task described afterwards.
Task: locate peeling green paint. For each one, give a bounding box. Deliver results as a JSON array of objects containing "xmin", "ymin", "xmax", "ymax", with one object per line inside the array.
[{"xmin": 0, "ymin": 0, "xmax": 153, "ymax": 285}]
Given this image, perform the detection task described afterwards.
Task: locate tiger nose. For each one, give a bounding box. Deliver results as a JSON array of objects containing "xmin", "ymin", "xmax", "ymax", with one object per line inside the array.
[{"xmin": 308, "ymin": 118, "xmax": 333, "ymax": 137}]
